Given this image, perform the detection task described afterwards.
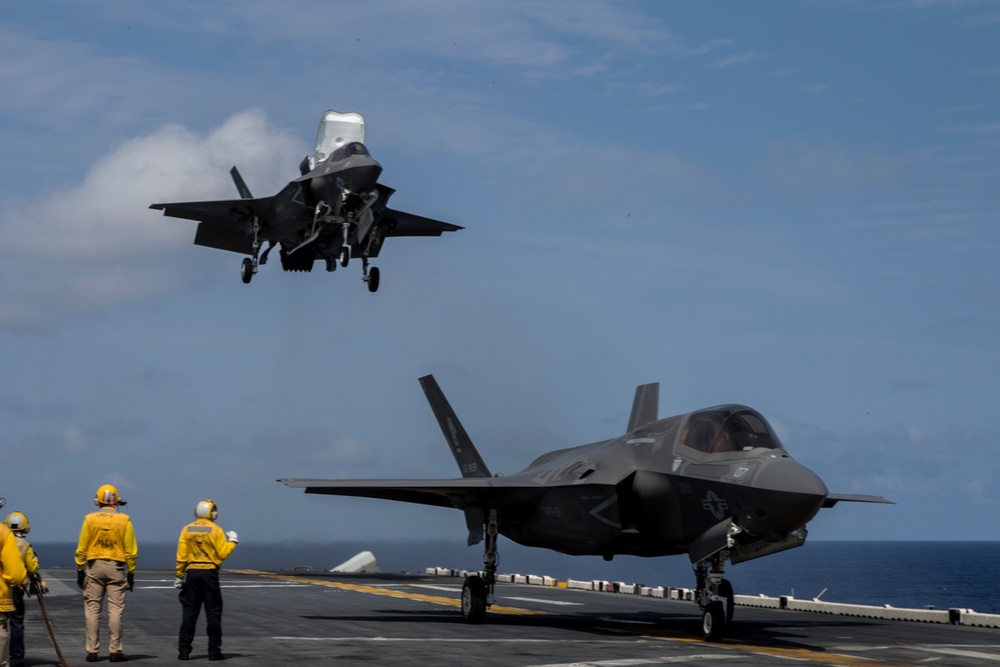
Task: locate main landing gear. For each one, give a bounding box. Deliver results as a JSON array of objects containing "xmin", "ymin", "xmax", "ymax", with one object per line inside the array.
[
  {"xmin": 362, "ymin": 258, "xmax": 380, "ymax": 293},
  {"xmin": 695, "ymin": 553, "xmax": 734, "ymax": 642},
  {"xmin": 240, "ymin": 217, "xmax": 263, "ymax": 284},
  {"xmin": 240, "ymin": 257, "xmax": 254, "ymax": 284},
  {"xmin": 461, "ymin": 510, "xmax": 498, "ymax": 623}
]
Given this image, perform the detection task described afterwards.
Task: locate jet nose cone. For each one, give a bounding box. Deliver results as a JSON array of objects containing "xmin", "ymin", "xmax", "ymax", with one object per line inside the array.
[
  {"xmin": 755, "ymin": 459, "xmax": 829, "ymax": 497},
  {"xmin": 744, "ymin": 459, "xmax": 828, "ymax": 533}
]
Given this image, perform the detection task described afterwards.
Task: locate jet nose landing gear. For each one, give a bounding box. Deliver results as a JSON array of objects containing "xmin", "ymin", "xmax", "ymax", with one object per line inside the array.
[
  {"xmin": 695, "ymin": 554, "xmax": 734, "ymax": 642},
  {"xmin": 461, "ymin": 576, "xmax": 487, "ymax": 623}
]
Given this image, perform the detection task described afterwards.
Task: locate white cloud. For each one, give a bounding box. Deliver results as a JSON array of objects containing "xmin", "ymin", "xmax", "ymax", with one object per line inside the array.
[
  {"xmin": 682, "ymin": 38, "xmax": 735, "ymax": 57},
  {"xmin": 0, "ymin": 110, "xmax": 305, "ymax": 330},
  {"xmin": 966, "ymin": 480, "xmax": 994, "ymax": 505},
  {"xmin": 753, "ymin": 139, "xmax": 902, "ymax": 198},
  {"xmin": 707, "ymin": 51, "xmax": 766, "ymax": 69},
  {"xmin": 125, "ymin": 1, "xmax": 678, "ymax": 76}
]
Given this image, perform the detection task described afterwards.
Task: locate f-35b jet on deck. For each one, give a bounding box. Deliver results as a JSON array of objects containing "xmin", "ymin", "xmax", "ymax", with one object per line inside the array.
[
  {"xmin": 280, "ymin": 376, "xmax": 891, "ymax": 641},
  {"xmin": 151, "ymin": 110, "xmax": 462, "ymax": 290}
]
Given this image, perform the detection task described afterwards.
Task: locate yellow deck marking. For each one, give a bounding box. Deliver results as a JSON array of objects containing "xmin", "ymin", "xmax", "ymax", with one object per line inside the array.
[
  {"xmin": 234, "ymin": 571, "xmax": 911, "ymax": 665},
  {"xmin": 233, "ymin": 570, "xmax": 543, "ymax": 616}
]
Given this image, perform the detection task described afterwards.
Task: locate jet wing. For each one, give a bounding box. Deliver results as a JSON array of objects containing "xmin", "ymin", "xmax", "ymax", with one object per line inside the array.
[
  {"xmin": 278, "ymin": 477, "xmax": 552, "ymax": 512},
  {"xmin": 150, "ymin": 196, "xmax": 277, "ymax": 254},
  {"xmin": 381, "ymin": 208, "xmax": 464, "ymax": 237},
  {"xmin": 823, "ymin": 493, "xmax": 895, "ymax": 508},
  {"xmin": 279, "ymin": 478, "xmax": 497, "ymax": 510}
]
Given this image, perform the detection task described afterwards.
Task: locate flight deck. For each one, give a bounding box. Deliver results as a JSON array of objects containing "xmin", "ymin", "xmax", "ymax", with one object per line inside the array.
[{"xmin": 20, "ymin": 569, "xmax": 1000, "ymax": 666}]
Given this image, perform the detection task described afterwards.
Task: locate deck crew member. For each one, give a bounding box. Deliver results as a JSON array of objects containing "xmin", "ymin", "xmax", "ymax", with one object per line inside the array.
[
  {"xmin": 4, "ymin": 512, "xmax": 46, "ymax": 667},
  {"xmin": 0, "ymin": 499, "xmax": 28, "ymax": 667},
  {"xmin": 176, "ymin": 499, "xmax": 238, "ymax": 661},
  {"xmin": 75, "ymin": 484, "xmax": 137, "ymax": 663}
]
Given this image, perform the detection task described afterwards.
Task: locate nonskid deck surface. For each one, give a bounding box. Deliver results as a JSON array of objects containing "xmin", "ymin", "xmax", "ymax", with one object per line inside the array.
[{"xmin": 22, "ymin": 569, "xmax": 1000, "ymax": 666}]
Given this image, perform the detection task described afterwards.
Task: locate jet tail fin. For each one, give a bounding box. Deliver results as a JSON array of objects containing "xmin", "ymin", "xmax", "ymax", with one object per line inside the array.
[
  {"xmin": 230, "ymin": 166, "xmax": 253, "ymax": 199},
  {"xmin": 627, "ymin": 382, "xmax": 659, "ymax": 431},
  {"xmin": 419, "ymin": 375, "xmax": 492, "ymax": 479}
]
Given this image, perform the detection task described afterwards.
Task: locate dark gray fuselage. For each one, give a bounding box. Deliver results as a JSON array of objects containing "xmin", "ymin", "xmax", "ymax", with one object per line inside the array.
[{"xmin": 490, "ymin": 406, "xmax": 827, "ymax": 560}]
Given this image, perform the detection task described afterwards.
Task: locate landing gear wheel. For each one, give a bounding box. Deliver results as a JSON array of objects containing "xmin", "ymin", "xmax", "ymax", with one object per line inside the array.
[
  {"xmin": 240, "ymin": 257, "xmax": 254, "ymax": 284},
  {"xmin": 366, "ymin": 266, "xmax": 380, "ymax": 293},
  {"xmin": 702, "ymin": 601, "xmax": 727, "ymax": 642},
  {"xmin": 461, "ymin": 576, "xmax": 487, "ymax": 624},
  {"xmin": 340, "ymin": 246, "xmax": 350, "ymax": 268},
  {"xmin": 719, "ymin": 578, "xmax": 734, "ymax": 625}
]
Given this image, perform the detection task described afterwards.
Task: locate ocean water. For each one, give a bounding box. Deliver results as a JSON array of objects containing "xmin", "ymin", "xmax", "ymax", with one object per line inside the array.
[{"xmin": 36, "ymin": 540, "xmax": 1000, "ymax": 614}]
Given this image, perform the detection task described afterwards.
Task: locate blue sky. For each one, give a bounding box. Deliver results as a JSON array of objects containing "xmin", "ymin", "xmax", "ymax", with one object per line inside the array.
[{"xmin": 1, "ymin": 1, "xmax": 998, "ymax": 553}]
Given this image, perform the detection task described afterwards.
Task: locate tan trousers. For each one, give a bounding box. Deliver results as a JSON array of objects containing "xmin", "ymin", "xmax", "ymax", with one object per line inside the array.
[{"xmin": 84, "ymin": 559, "xmax": 128, "ymax": 654}]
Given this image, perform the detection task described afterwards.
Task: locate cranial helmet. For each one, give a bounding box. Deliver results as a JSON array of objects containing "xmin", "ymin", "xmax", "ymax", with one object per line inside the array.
[
  {"xmin": 195, "ymin": 499, "xmax": 218, "ymax": 521},
  {"xmin": 5, "ymin": 511, "xmax": 29, "ymax": 534},
  {"xmin": 94, "ymin": 484, "xmax": 123, "ymax": 507}
]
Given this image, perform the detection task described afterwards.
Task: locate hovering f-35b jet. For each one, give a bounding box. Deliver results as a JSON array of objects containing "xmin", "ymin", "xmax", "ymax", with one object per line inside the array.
[
  {"xmin": 151, "ymin": 110, "xmax": 462, "ymax": 290},
  {"xmin": 280, "ymin": 376, "xmax": 891, "ymax": 641}
]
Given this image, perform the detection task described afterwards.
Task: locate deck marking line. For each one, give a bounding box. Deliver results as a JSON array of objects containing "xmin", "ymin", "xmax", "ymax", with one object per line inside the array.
[
  {"xmin": 271, "ymin": 637, "xmax": 640, "ymax": 644},
  {"xmin": 234, "ymin": 569, "xmax": 544, "ymax": 616},
  {"xmin": 525, "ymin": 656, "xmax": 738, "ymax": 666},
  {"xmin": 638, "ymin": 628, "xmax": 911, "ymax": 667},
  {"xmin": 914, "ymin": 647, "xmax": 1000, "ymax": 662},
  {"xmin": 506, "ymin": 596, "xmax": 583, "ymax": 606}
]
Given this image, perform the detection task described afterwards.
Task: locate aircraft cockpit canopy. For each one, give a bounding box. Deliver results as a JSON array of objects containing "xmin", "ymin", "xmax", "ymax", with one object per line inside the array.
[
  {"xmin": 314, "ymin": 110, "xmax": 365, "ymax": 165},
  {"xmin": 681, "ymin": 407, "xmax": 782, "ymax": 454}
]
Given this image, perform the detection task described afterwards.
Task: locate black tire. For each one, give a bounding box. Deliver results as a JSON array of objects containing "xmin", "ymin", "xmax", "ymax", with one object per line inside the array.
[
  {"xmin": 340, "ymin": 246, "xmax": 350, "ymax": 268},
  {"xmin": 367, "ymin": 266, "xmax": 380, "ymax": 293},
  {"xmin": 240, "ymin": 258, "xmax": 253, "ymax": 284},
  {"xmin": 719, "ymin": 578, "xmax": 735, "ymax": 625},
  {"xmin": 702, "ymin": 601, "xmax": 727, "ymax": 642},
  {"xmin": 461, "ymin": 576, "xmax": 487, "ymax": 624}
]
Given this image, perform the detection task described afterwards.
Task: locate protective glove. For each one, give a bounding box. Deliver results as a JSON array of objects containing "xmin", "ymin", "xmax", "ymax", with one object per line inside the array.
[
  {"xmin": 77, "ymin": 569, "xmax": 85, "ymax": 589},
  {"xmin": 126, "ymin": 572, "xmax": 134, "ymax": 591},
  {"xmin": 22, "ymin": 583, "xmax": 33, "ymax": 598},
  {"xmin": 28, "ymin": 572, "xmax": 47, "ymax": 596},
  {"xmin": 226, "ymin": 530, "xmax": 238, "ymax": 544},
  {"xmin": 174, "ymin": 576, "xmax": 184, "ymax": 589}
]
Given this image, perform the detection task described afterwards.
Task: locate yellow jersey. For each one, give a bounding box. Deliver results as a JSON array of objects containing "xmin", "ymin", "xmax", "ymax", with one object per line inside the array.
[
  {"xmin": 0, "ymin": 524, "xmax": 28, "ymax": 612},
  {"xmin": 176, "ymin": 519, "xmax": 236, "ymax": 578},
  {"xmin": 75, "ymin": 508, "xmax": 138, "ymax": 573}
]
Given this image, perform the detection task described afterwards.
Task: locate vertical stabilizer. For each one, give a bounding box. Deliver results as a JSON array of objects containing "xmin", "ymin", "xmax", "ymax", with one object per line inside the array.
[
  {"xmin": 230, "ymin": 166, "xmax": 253, "ymax": 199},
  {"xmin": 419, "ymin": 375, "xmax": 492, "ymax": 479},
  {"xmin": 627, "ymin": 382, "xmax": 659, "ymax": 431}
]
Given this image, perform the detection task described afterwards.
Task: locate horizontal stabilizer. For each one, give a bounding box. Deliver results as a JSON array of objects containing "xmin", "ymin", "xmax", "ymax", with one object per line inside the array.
[
  {"xmin": 823, "ymin": 493, "xmax": 895, "ymax": 508},
  {"xmin": 382, "ymin": 209, "xmax": 463, "ymax": 236},
  {"xmin": 194, "ymin": 222, "xmax": 255, "ymax": 254},
  {"xmin": 419, "ymin": 375, "xmax": 491, "ymax": 478},
  {"xmin": 628, "ymin": 382, "xmax": 659, "ymax": 432}
]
